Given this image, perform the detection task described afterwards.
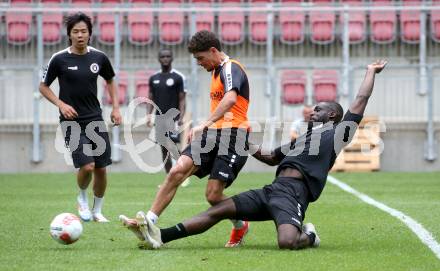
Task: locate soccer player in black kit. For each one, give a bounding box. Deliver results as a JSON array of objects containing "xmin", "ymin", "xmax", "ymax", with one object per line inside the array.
[
  {"xmin": 146, "ymin": 49, "xmax": 187, "ymax": 176},
  {"xmin": 39, "ymin": 13, "xmax": 122, "ymax": 223},
  {"xmin": 121, "ymin": 60, "xmax": 387, "ymax": 250}
]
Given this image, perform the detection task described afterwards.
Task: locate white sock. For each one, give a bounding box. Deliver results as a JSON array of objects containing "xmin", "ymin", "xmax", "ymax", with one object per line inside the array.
[
  {"xmin": 78, "ymin": 189, "xmax": 88, "ymax": 203},
  {"xmin": 230, "ymin": 219, "xmax": 244, "ymax": 229},
  {"xmin": 92, "ymin": 196, "xmax": 104, "ymax": 214},
  {"xmin": 147, "ymin": 210, "xmax": 159, "ymax": 224}
]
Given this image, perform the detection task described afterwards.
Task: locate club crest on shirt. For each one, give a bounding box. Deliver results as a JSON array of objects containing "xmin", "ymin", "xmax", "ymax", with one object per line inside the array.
[
  {"xmin": 90, "ymin": 63, "xmax": 99, "ymax": 73},
  {"xmin": 166, "ymin": 78, "xmax": 174, "ymax": 86}
]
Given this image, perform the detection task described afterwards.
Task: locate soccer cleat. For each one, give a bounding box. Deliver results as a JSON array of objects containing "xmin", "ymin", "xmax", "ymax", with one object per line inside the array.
[
  {"xmin": 136, "ymin": 211, "xmax": 163, "ymax": 249},
  {"xmin": 181, "ymin": 177, "xmax": 191, "ymax": 187},
  {"xmin": 92, "ymin": 212, "xmax": 110, "ymax": 223},
  {"xmin": 225, "ymin": 221, "xmax": 249, "ymax": 248},
  {"xmin": 119, "ymin": 214, "xmax": 144, "ymax": 241},
  {"xmin": 77, "ymin": 196, "xmax": 92, "ymax": 222},
  {"xmin": 303, "ymin": 223, "xmax": 320, "ymax": 248}
]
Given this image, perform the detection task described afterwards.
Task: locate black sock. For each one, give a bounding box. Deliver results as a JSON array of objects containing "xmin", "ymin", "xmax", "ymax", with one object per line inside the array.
[
  {"xmin": 160, "ymin": 223, "xmax": 188, "ymax": 243},
  {"xmin": 305, "ymin": 232, "xmax": 316, "ymax": 245}
]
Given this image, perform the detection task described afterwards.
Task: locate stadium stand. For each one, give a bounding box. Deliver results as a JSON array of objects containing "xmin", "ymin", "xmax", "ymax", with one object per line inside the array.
[
  {"xmin": 191, "ymin": 0, "xmax": 215, "ymax": 33},
  {"xmin": 127, "ymin": 0, "xmax": 154, "ymax": 45},
  {"xmin": 158, "ymin": 0, "xmax": 185, "ymax": 44},
  {"xmin": 370, "ymin": 0, "xmax": 397, "ymax": 44},
  {"xmin": 339, "ymin": 0, "xmax": 366, "ymax": 43},
  {"xmin": 248, "ymin": 0, "xmax": 272, "ymax": 44},
  {"xmin": 6, "ymin": 0, "xmax": 33, "ymax": 45},
  {"xmin": 96, "ymin": 0, "xmax": 124, "ymax": 44},
  {"xmin": 281, "ymin": 70, "xmax": 306, "ymax": 105},
  {"xmin": 431, "ymin": 0, "xmax": 440, "ymax": 42},
  {"xmin": 218, "ymin": 0, "xmax": 245, "ymax": 44},
  {"xmin": 309, "ymin": 0, "xmax": 336, "ymax": 44},
  {"xmin": 134, "ymin": 70, "xmax": 154, "ymax": 101},
  {"xmin": 70, "ymin": 0, "xmax": 94, "ymax": 23},
  {"xmin": 41, "ymin": 0, "xmax": 63, "ymax": 45},
  {"xmin": 312, "ymin": 70, "xmax": 338, "ymax": 103},
  {"xmin": 103, "ymin": 70, "xmax": 129, "ymax": 106},
  {"xmin": 279, "ymin": 0, "xmax": 305, "ymax": 44},
  {"xmin": 400, "ymin": 0, "xmax": 421, "ymax": 44}
]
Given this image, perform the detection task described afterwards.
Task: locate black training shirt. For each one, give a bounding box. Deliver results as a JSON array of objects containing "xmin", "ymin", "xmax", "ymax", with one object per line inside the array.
[
  {"xmin": 274, "ymin": 111, "xmax": 363, "ymax": 202},
  {"xmin": 149, "ymin": 69, "xmax": 186, "ymax": 116},
  {"xmin": 42, "ymin": 46, "xmax": 115, "ymax": 123}
]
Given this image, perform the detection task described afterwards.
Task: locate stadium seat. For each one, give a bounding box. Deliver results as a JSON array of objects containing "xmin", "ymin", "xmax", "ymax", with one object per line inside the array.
[
  {"xmin": 312, "ymin": 70, "xmax": 338, "ymax": 103},
  {"xmin": 248, "ymin": 0, "xmax": 272, "ymax": 44},
  {"xmin": 218, "ymin": 0, "xmax": 245, "ymax": 44},
  {"xmin": 309, "ymin": 1, "xmax": 336, "ymax": 44},
  {"xmin": 400, "ymin": 0, "xmax": 421, "ymax": 44},
  {"xmin": 41, "ymin": 0, "xmax": 63, "ymax": 45},
  {"xmin": 127, "ymin": 0, "xmax": 154, "ymax": 45},
  {"xmin": 431, "ymin": 0, "xmax": 440, "ymax": 42},
  {"xmin": 339, "ymin": 0, "xmax": 366, "ymax": 44},
  {"xmin": 190, "ymin": 0, "xmax": 215, "ymax": 33},
  {"xmin": 70, "ymin": 0, "xmax": 94, "ymax": 23},
  {"xmin": 96, "ymin": 1, "xmax": 124, "ymax": 44},
  {"xmin": 369, "ymin": 1, "xmax": 397, "ymax": 44},
  {"xmin": 134, "ymin": 70, "xmax": 154, "ymax": 101},
  {"xmin": 281, "ymin": 70, "xmax": 306, "ymax": 105},
  {"xmin": 158, "ymin": 2, "xmax": 185, "ymax": 44},
  {"xmin": 279, "ymin": 0, "xmax": 305, "ymax": 44},
  {"xmin": 5, "ymin": 0, "xmax": 33, "ymax": 45},
  {"xmin": 103, "ymin": 71, "xmax": 129, "ymax": 106}
]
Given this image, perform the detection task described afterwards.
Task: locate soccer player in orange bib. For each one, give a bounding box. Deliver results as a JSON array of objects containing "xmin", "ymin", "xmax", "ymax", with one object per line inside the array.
[{"xmin": 121, "ymin": 30, "xmax": 251, "ymax": 247}]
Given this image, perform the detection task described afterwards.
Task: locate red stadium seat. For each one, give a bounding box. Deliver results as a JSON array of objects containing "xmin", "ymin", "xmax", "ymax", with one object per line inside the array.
[
  {"xmin": 41, "ymin": 1, "xmax": 63, "ymax": 45},
  {"xmin": 134, "ymin": 70, "xmax": 155, "ymax": 101},
  {"xmin": 96, "ymin": 1, "xmax": 123, "ymax": 44},
  {"xmin": 218, "ymin": 0, "xmax": 245, "ymax": 44},
  {"xmin": 281, "ymin": 70, "xmax": 306, "ymax": 105},
  {"xmin": 400, "ymin": 0, "xmax": 421, "ymax": 44},
  {"xmin": 6, "ymin": 0, "xmax": 33, "ymax": 45},
  {"xmin": 309, "ymin": 1, "xmax": 336, "ymax": 44},
  {"xmin": 70, "ymin": 0, "xmax": 94, "ymax": 23},
  {"xmin": 339, "ymin": 1, "xmax": 366, "ymax": 44},
  {"xmin": 312, "ymin": 70, "xmax": 338, "ymax": 103},
  {"xmin": 103, "ymin": 71, "xmax": 129, "ymax": 106},
  {"xmin": 279, "ymin": 1, "xmax": 305, "ymax": 44},
  {"xmin": 128, "ymin": 1, "xmax": 154, "ymax": 45},
  {"xmin": 158, "ymin": 3, "xmax": 184, "ymax": 44},
  {"xmin": 431, "ymin": 1, "xmax": 440, "ymax": 42},
  {"xmin": 190, "ymin": 0, "xmax": 215, "ymax": 32},
  {"xmin": 370, "ymin": 1, "xmax": 397, "ymax": 44},
  {"xmin": 248, "ymin": 0, "xmax": 272, "ymax": 44}
]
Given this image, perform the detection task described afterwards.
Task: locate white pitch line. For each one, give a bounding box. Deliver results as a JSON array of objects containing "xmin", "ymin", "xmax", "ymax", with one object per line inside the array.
[{"xmin": 327, "ymin": 175, "xmax": 440, "ymax": 260}]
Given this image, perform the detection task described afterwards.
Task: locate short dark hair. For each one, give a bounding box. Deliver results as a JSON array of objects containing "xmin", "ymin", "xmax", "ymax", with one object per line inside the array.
[
  {"xmin": 158, "ymin": 48, "xmax": 173, "ymax": 57},
  {"xmin": 326, "ymin": 101, "xmax": 344, "ymax": 123},
  {"xmin": 65, "ymin": 12, "xmax": 93, "ymax": 45},
  {"xmin": 188, "ymin": 30, "xmax": 221, "ymax": 54}
]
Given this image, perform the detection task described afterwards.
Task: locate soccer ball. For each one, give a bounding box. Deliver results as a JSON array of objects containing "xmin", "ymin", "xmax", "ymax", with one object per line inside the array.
[{"xmin": 50, "ymin": 213, "xmax": 83, "ymax": 245}]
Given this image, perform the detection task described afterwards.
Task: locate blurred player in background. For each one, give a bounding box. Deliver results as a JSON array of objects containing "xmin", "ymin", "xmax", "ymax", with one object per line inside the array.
[
  {"xmin": 121, "ymin": 30, "xmax": 251, "ymax": 247},
  {"xmin": 290, "ymin": 105, "xmax": 313, "ymax": 139},
  {"xmin": 39, "ymin": 12, "xmax": 121, "ymax": 223}
]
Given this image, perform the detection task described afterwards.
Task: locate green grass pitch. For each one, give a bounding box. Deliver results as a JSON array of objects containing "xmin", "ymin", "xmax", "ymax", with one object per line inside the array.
[{"xmin": 0, "ymin": 172, "xmax": 439, "ymax": 271}]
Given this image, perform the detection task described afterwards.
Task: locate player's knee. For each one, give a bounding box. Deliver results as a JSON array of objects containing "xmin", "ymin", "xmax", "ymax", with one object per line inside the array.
[
  {"xmin": 81, "ymin": 163, "xmax": 95, "ymax": 173},
  {"xmin": 205, "ymin": 190, "xmax": 223, "ymax": 206},
  {"xmin": 167, "ymin": 166, "xmax": 186, "ymax": 187}
]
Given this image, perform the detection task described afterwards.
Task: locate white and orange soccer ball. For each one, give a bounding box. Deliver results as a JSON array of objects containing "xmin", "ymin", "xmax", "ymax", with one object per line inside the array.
[{"xmin": 50, "ymin": 213, "xmax": 83, "ymax": 245}]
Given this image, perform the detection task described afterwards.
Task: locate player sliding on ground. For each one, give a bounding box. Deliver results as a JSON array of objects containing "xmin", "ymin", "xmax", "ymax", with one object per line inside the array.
[{"xmin": 121, "ymin": 60, "xmax": 387, "ymax": 250}]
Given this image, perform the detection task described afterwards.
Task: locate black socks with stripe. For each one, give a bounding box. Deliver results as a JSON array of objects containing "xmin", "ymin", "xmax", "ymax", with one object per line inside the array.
[{"xmin": 160, "ymin": 223, "xmax": 188, "ymax": 243}]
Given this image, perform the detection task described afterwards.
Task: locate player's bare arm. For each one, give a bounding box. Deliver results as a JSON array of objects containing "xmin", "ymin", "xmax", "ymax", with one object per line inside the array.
[
  {"xmin": 349, "ymin": 59, "xmax": 387, "ymax": 116},
  {"xmin": 106, "ymin": 79, "xmax": 122, "ymax": 126},
  {"xmin": 249, "ymin": 143, "xmax": 283, "ymax": 166},
  {"xmin": 188, "ymin": 90, "xmax": 237, "ymax": 142},
  {"xmin": 39, "ymin": 82, "xmax": 78, "ymax": 120}
]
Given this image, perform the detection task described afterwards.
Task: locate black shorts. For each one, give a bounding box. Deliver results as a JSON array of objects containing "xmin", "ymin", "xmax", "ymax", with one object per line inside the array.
[
  {"xmin": 182, "ymin": 128, "xmax": 249, "ymax": 188},
  {"xmin": 63, "ymin": 121, "xmax": 112, "ymax": 169},
  {"xmin": 231, "ymin": 177, "xmax": 309, "ymax": 230}
]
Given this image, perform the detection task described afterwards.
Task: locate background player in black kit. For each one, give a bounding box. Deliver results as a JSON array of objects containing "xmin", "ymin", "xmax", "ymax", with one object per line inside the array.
[
  {"xmin": 121, "ymin": 60, "xmax": 387, "ymax": 250},
  {"xmin": 39, "ymin": 13, "xmax": 122, "ymax": 223},
  {"xmin": 146, "ymin": 48, "xmax": 187, "ymax": 177}
]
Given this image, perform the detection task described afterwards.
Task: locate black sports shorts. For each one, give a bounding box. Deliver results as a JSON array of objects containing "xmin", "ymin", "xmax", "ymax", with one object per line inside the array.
[
  {"xmin": 231, "ymin": 177, "xmax": 309, "ymax": 230},
  {"xmin": 63, "ymin": 121, "xmax": 112, "ymax": 169},
  {"xmin": 182, "ymin": 128, "xmax": 249, "ymax": 188}
]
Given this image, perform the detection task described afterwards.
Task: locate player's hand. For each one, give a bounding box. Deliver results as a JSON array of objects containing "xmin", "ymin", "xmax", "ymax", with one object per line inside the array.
[
  {"xmin": 368, "ymin": 59, "xmax": 387, "ymax": 74},
  {"xmin": 111, "ymin": 108, "xmax": 122, "ymax": 126},
  {"xmin": 146, "ymin": 114, "xmax": 153, "ymax": 127},
  {"xmin": 58, "ymin": 102, "xmax": 78, "ymax": 120},
  {"xmin": 188, "ymin": 124, "xmax": 205, "ymax": 144}
]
